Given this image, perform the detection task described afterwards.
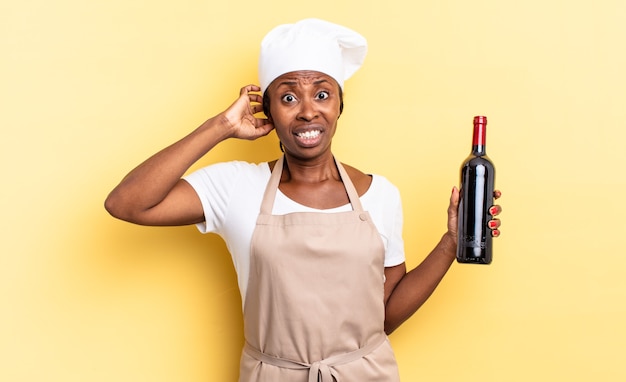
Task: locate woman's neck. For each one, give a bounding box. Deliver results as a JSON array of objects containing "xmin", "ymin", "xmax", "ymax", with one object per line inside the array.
[{"xmin": 280, "ymin": 152, "xmax": 339, "ymax": 184}]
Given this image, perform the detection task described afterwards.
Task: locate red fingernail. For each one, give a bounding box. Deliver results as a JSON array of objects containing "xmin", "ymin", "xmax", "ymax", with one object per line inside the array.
[
  {"xmin": 490, "ymin": 207, "xmax": 498, "ymax": 215},
  {"xmin": 488, "ymin": 221, "xmax": 497, "ymax": 229}
]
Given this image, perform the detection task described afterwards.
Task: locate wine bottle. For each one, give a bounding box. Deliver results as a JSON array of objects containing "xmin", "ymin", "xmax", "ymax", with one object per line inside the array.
[{"xmin": 456, "ymin": 116, "xmax": 495, "ymax": 264}]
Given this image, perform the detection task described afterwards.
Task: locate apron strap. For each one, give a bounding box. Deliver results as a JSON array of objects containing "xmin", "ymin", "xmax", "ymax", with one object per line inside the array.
[
  {"xmin": 260, "ymin": 155, "xmax": 365, "ymax": 215},
  {"xmin": 334, "ymin": 157, "xmax": 364, "ymax": 212},
  {"xmin": 243, "ymin": 333, "xmax": 386, "ymax": 382},
  {"xmin": 260, "ymin": 155, "xmax": 284, "ymax": 215}
]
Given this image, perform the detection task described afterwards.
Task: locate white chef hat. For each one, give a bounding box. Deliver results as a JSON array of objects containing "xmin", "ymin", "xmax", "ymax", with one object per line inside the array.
[{"xmin": 258, "ymin": 18, "xmax": 368, "ymax": 93}]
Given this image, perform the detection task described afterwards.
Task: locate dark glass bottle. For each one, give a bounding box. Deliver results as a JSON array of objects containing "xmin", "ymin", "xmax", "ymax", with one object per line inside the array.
[{"xmin": 456, "ymin": 116, "xmax": 495, "ymax": 264}]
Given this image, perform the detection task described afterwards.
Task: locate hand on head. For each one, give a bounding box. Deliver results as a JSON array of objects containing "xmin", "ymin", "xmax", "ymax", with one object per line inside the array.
[{"xmin": 222, "ymin": 84, "xmax": 274, "ymax": 140}]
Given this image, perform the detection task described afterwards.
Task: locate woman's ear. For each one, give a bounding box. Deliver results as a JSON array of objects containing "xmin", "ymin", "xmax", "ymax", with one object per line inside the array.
[{"xmin": 262, "ymin": 91, "xmax": 272, "ymax": 121}]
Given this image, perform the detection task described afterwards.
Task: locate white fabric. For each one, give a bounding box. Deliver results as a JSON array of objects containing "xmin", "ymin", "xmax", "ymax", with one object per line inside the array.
[
  {"xmin": 258, "ymin": 18, "xmax": 368, "ymax": 92},
  {"xmin": 183, "ymin": 161, "xmax": 405, "ymax": 303}
]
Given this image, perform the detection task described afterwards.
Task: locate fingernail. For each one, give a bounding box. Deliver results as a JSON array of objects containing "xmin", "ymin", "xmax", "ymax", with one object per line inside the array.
[
  {"xmin": 490, "ymin": 206, "xmax": 498, "ymax": 215},
  {"xmin": 488, "ymin": 221, "xmax": 498, "ymax": 229},
  {"xmin": 492, "ymin": 229, "xmax": 500, "ymax": 237}
]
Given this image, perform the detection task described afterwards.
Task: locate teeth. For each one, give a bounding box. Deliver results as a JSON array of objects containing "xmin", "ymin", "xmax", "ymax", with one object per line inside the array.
[{"xmin": 297, "ymin": 130, "xmax": 321, "ymax": 139}]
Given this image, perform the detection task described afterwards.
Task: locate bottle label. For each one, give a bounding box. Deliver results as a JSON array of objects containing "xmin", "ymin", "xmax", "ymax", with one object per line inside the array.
[{"xmin": 460, "ymin": 235, "xmax": 486, "ymax": 249}]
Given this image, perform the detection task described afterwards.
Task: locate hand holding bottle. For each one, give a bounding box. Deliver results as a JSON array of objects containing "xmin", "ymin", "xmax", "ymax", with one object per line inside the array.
[{"xmin": 447, "ymin": 188, "xmax": 502, "ymax": 241}]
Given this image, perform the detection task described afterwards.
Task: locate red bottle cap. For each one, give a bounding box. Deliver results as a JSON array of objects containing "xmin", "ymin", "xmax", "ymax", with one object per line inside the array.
[
  {"xmin": 474, "ymin": 116, "xmax": 487, "ymax": 125},
  {"xmin": 472, "ymin": 116, "xmax": 487, "ymax": 146}
]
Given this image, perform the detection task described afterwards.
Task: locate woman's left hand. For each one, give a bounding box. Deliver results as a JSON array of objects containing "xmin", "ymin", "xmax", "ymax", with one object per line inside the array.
[
  {"xmin": 488, "ymin": 190, "xmax": 503, "ymax": 237},
  {"xmin": 447, "ymin": 188, "xmax": 503, "ymax": 242}
]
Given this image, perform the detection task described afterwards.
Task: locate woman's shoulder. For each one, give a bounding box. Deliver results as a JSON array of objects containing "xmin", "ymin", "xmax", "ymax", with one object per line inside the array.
[
  {"xmin": 341, "ymin": 163, "xmax": 399, "ymax": 198},
  {"xmin": 340, "ymin": 163, "xmax": 397, "ymax": 186},
  {"xmin": 340, "ymin": 164, "xmax": 403, "ymax": 220},
  {"xmin": 192, "ymin": 160, "xmax": 269, "ymax": 175},
  {"xmin": 185, "ymin": 160, "xmax": 271, "ymax": 189},
  {"xmin": 340, "ymin": 163, "xmax": 371, "ymax": 197}
]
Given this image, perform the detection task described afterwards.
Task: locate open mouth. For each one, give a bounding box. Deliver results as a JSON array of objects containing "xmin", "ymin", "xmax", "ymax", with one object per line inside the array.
[
  {"xmin": 296, "ymin": 130, "xmax": 321, "ymax": 140},
  {"xmin": 292, "ymin": 127, "xmax": 324, "ymax": 147}
]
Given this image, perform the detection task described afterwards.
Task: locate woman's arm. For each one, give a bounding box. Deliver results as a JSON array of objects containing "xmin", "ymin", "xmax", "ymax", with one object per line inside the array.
[
  {"xmin": 383, "ymin": 188, "xmax": 501, "ymax": 334},
  {"xmin": 104, "ymin": 85, "xmax": 274, "ymax": 226}
]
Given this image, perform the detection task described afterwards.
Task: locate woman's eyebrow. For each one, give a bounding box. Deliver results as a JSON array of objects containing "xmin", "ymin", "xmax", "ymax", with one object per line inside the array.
[{"xmin": 276, "ymin": 81, "xmax": 298, "ymax": 87}]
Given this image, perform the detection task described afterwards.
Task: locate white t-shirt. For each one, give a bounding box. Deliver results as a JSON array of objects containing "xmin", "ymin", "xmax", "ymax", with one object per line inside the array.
[{"xmin": 184, "ymin": 161, "xmax": 406, "ymax": 302}]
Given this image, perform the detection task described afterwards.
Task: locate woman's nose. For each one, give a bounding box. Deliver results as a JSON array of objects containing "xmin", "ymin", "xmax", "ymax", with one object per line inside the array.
[{"xmin": 296, "ymin": 99, "xmax": 318, "ymax": 121}]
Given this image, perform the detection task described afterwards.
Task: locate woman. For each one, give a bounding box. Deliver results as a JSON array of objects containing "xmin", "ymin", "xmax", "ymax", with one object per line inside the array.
[{"xmin": 105, "ymin": 18, "xmax": 501, "ymax": 381}]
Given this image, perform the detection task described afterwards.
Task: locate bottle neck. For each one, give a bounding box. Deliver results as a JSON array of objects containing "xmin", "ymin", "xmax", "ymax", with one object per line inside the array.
[{"xmin": 472, "ymin": 116, "xmax": 487, "ymax": 156}]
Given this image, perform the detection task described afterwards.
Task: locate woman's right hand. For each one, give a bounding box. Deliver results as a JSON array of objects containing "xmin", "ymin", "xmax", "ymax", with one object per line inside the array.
[{"xmin": 221, "ymin": 84, "xmax": 275, "ymax": 140}]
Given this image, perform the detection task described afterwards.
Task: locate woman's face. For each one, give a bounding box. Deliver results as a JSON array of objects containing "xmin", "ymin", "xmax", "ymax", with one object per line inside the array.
[{"xmin": 265, "ymin": 70, "xmax": 342, "ymax": 160}]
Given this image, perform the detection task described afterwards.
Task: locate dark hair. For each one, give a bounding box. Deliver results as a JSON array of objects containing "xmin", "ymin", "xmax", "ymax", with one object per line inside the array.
[{"xmin": 262, "ymin": 87, "xmax": 344, "ymax": 120}]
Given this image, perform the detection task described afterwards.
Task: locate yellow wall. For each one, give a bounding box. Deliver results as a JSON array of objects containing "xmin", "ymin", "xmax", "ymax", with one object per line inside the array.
[{"xmin": 2, "ymin": 0, "xmax": 625, "ymax": 380}]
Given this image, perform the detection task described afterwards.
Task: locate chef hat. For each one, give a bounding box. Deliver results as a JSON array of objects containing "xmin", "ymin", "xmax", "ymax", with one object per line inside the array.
[{"xmin": 258, "ymin": 18, "xmax": 368, "ymax": 93}]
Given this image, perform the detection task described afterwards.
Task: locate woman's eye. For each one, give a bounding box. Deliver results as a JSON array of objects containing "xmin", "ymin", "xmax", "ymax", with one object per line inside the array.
[
  {"xmin": 316, "ymin": 91, "xmax": 329, "ymax": 100},
  {"xmin": 281, "ymin": 94, "xmax": 296, "ymax": 103}
]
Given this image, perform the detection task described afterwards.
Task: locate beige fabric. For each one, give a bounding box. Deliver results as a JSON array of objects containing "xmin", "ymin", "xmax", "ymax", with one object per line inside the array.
[{"xmin": 239, "ymin": 156, "xmax": 400, "ymax": 381}]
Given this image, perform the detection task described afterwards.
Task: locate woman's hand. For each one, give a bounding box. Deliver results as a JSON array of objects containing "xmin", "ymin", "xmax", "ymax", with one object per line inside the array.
[
  {"xmin": 488, "ymin": 190, "xmax": 502, "ymax": 237},
  {"xmin": 446, "ymin": 188, "xmax": 503, "ymax": 243},
  {"xmin": 221, "ymin": 84, "xmax": 274, "ymax": 140}
]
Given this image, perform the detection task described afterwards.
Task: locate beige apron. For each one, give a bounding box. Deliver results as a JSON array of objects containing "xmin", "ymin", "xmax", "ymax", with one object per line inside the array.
[{"xmin": 240, "ymin": 156, "xmax": 400, "ymax": 382}]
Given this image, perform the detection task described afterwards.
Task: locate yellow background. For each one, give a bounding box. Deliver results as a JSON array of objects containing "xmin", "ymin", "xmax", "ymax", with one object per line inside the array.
[{"xmin": 2, "ymin": 0, "xmax": 625, "ymax": 380}]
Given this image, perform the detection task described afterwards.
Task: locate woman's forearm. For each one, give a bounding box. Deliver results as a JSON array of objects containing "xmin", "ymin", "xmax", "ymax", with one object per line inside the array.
[
  {"xmin": 385, "ymin": 232, "xmax": 456, "ymax": 334},
  {"xmin": 104, "ymin": 115, "xmax": 232, "ymax": 222}
]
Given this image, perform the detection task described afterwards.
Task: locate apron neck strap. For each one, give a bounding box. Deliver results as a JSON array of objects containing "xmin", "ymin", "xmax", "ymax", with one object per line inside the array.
[{"xmin": 260, "ymin": 155, "xmax": 365, "ymax": 214}]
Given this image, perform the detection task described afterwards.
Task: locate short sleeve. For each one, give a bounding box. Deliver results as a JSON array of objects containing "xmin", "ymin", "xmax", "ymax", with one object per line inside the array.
[
  {"xmin": 361, "ymin": 175, "xmax": 406, "ymax": 267},
  {"xmin": 183, "ymin": 161, "xmax": 250, "ymax": 234},
  {"xmin": 383, "ymin": 189, "xmax": 405, "ymax": 267}
]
